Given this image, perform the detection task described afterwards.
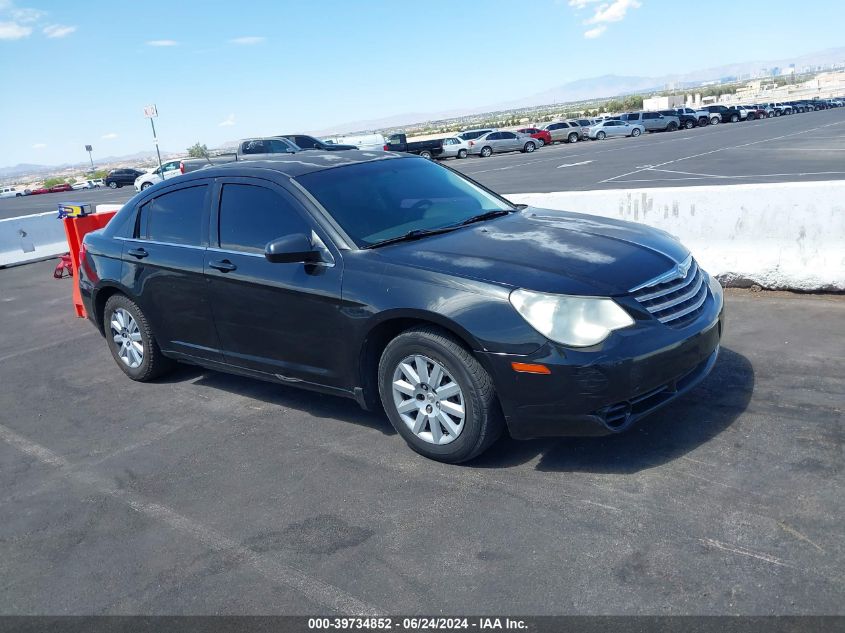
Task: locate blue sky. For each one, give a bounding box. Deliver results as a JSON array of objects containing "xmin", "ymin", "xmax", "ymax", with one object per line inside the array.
[{"xmin": 1, "ymin": 0, "xmax": 842, "ymax": 166}]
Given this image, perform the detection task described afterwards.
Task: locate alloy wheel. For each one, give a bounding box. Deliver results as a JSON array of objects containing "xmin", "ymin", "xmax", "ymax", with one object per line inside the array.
[
  {"xmin": 110, "ymin": 308, "xmax": 143, "ymax": 369},
  {"xmin": 391, "ymin": 354, "xmax": 465, "ymax": 445}
]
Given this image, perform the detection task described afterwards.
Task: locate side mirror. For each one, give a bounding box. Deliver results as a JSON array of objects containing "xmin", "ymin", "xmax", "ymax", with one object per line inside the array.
[{"xmin": 265, "ymin": 233, "xmax": 323, "ymax": 264}]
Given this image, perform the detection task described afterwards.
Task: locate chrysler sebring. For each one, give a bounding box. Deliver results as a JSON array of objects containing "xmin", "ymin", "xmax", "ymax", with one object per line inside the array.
[{"xmin": 79, "ymin": 152, "xmax": 723, "ymax": 463}]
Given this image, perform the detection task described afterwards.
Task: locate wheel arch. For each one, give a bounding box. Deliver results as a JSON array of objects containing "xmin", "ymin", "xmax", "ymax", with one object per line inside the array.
[
  {"xmin": 92, "ymin": 283, "xmax": 131, "ymax": 335},
  {"xmin": 356, "ymin": 311, "xmax": 492, "ymax": 411}
]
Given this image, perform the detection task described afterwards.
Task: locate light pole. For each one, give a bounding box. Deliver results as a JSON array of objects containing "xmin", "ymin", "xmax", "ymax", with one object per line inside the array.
[
  {"xmin": 85, "ymin": 144, "xmax": 94, "ymax": 172},
  {"xmin": 143, "ymin": 104, "xmax": 165, "ymax": 176}
]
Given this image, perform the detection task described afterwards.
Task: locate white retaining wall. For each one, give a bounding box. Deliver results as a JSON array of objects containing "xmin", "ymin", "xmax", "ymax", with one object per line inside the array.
[{"xmin": 508, "ymin": 181, "xmax": 845, "ymax": 291}]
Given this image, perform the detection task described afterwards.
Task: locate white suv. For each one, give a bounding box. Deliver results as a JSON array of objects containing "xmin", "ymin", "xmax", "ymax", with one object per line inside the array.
[{"xmin": 1, "ymin": 186, "xmax": 24, "ymax": 198}]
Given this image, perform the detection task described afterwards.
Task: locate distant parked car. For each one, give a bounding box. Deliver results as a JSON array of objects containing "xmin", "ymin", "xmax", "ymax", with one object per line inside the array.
[
  {"xmin": 745, "ymin": 106, "xmax": 768, "ymax": 120},
  {"xmin": 49, "ymin": 183, "xmax": 73, "ymax": 193},
  {"xmin": 543, "ymin": 121, "xmax": 581, "ymax": 144},
  {"xmin": 280, "ymin": 135, "xmax": 357, "ymax": 151},
  {"xmin": 0, "ymin": 186, "xmax": 24, "ymax": 198},
  {"xmin": 468, "ymin": 131, "xmax": 537, "ymax": 157},
  {"xmin": 660, "ymin": 110, "xmax": 697, "ymax": 129},
  {"xmin": 385, "ymin": 133, "xmax": 444, "ymax": 159},
  {"xmin": 323, "ymin": 133, "xmax": 387, "ymax": 151},
  {"xmin": 517, "ymin": 127, "xmax": 552, "ymax": 147},
  {"xmin": 704, "ymin": 105, "xmax": 741, "ymax": 123},
  {"xmin": 621, "ymin": 111, "xmax": 679, "ymax": 132},
  {"xmin": 134, "ymin": 160, "xmax": 183, "ymax": 191},
  {"xmin": 30, "ymin": 187, "xmax": 50, "ymax": 195},
  {"xmin": 105, "ymin": 169, "xmax": 145, "ymax": 189},
  {"xmin": 587, "ymin": 120, "xmax": 645, "ymax": 140},
  {"xmin": 71, "ymin": 179, "xmax": 103, "ymax": 190},
  {"xmin": 456, "ymin": 128, "xmax": 496, "ymax": 142},
  {"xmin": 437, "ymin": 137, "xmax": 471, "ymax": 159}
]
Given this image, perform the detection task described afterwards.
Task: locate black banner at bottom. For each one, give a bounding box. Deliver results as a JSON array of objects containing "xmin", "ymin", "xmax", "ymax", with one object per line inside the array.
[{"xmin": 0, "ymin": 616, "xmax": 841, "ymax": 633}]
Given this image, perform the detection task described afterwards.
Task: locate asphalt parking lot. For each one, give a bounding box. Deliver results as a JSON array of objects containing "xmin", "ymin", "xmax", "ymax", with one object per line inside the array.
[
  {"xmin": 0, "ymin": 187, "xmax": 136, "ymax": 221},
  {"xmin": 1, "ymin": 259, "xmax": 843, "ymax": 615},
  {"xmin": 451, "ymin": 107, "xmax": 845, "ymax": 193}
]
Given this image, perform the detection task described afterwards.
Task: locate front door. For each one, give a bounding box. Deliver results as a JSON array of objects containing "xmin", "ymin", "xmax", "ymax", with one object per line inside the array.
[{"xmin": 204, "ymin": 178, "xmax": 347, "ymax": 388}]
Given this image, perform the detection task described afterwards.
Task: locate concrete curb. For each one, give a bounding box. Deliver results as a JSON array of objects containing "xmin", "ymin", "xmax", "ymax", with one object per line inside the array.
[
  {"xmin": 507, "ymin": 181, "xmax": 845, "ymax": 291},
  {"xmin": 0, "ymin": 204, "xmax": 123, "ymax": 268}
]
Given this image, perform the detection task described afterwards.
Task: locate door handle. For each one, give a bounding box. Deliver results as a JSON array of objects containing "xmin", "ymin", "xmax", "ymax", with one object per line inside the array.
[
  {"xmin": 209, "ymin": 259, "xmax": 237, "ymax": 273},
  {"xmin": 127, "ymin": 247, "xmax": 148, "ymax": 259}
]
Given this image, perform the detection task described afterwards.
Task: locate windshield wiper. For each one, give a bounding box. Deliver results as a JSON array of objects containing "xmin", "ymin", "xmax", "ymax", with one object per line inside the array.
[
  {"xmin": 363, "ymin": 226, "xmax": 460, "ymax": 249},
  {"xmin": 456, "ymin": 208, "xmax": 513, "ymax": 226}
]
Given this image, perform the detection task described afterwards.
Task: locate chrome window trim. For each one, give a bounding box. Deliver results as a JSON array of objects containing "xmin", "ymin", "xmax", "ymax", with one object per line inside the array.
[{"xmin": 117, "ymin": 237, "xmax": 205, "ymax": 251}]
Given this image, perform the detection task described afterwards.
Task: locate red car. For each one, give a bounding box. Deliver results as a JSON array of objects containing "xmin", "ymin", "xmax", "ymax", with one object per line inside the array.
[
  {"xmin": 49, "ymin": 183, "xmax": 73, "ymax": 193},
  {"xmin": 517, "ymin": 127, "xmax": 552, "ymax": 147},
  {"xmin": 30, "ymin": 187, "xmax": 50, "ymax": 195}
]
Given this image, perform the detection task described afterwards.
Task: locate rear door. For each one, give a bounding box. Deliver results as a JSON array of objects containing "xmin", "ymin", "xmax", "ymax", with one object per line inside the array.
[
  {"xmin": 204, "ymin": 177, "xmax": 346, "ymax": 387},
  {"xmin": 123, "ymin": 181, "xmax": 221, "ymax": 362}
]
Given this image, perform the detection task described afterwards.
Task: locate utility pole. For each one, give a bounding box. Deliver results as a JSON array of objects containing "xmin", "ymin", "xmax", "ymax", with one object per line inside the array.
[
  {"xmin": 143, "ymin": 104, "xmax": 165, "ymax": 176},
  {"xmin": 84, "ymin": 145, "xmax": 94, "ymax": 172}
]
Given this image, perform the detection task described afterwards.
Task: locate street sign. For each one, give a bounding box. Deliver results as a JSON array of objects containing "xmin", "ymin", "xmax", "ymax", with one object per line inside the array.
[
  {"xmin": 143, "ymin": 104, "xmax": 158, "ymax": 118},
  {"xmin": 84, "ymin": 144, "xmax": 92, "ymax": 152}
]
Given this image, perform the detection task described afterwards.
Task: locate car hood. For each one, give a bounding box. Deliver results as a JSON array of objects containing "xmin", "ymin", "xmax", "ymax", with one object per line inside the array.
[{"xmin": 371, "ymin": 209, "xmax": 690, "ymax": 296}]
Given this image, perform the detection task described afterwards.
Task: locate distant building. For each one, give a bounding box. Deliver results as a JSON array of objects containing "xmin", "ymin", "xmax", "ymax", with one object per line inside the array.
[{"xmin": 643, "ymin": 95, "xmax": 685, "ymax": 110}]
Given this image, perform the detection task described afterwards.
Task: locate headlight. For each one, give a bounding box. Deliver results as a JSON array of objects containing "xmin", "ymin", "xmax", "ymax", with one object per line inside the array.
[{"xmin": 509, "ymin": 289, "xmax": 634, "ymax": 347}]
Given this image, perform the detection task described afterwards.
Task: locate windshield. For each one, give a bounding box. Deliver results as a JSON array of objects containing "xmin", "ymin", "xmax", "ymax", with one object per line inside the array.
[{"xmin": 296, "ymin": 157, "xmax": 513, "ymax": 248}]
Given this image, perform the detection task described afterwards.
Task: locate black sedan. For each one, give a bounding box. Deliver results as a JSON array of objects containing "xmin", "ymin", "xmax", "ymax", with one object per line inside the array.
[{"xmin": 79, "ymin": 152, "xmax": 724, "ymax": 463}]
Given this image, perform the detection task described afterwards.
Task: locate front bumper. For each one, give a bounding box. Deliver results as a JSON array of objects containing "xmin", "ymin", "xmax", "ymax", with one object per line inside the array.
[{"xmin": 480, "ymin": 293, "xmax": 724, "ymax": 439}]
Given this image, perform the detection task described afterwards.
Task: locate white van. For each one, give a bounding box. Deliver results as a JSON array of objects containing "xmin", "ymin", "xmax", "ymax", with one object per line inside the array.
[
  {"xmin": 1, "ymin": 186, "xmax": 24, "ymax": 198},
  {"xmin": 322, "ymin": 133, "xmax": 386, "ymax": 151}
]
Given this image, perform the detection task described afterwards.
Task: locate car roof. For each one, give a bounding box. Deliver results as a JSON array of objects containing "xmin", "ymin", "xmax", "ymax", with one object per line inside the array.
[{"xmin": 191, "ymin": 149, "xmax": 408, "ymax": 179}]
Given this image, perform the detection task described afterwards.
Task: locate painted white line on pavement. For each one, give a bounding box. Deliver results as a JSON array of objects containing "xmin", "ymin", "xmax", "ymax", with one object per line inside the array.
[{"xmin": 556, "ymin": 160, "xmax": 594, "ymax": 169}]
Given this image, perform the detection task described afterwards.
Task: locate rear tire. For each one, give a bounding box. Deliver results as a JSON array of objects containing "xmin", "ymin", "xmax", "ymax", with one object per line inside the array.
[
  {"xmin": 710, "ymin": 116, "xmax": 720, "ymax": 125},
  {"xmin": 479, "ymin": 146, "xmax": 492, "ymax": 158},
  {"xmin": 596, "ymin": 131, "xmax": 606, "ymax": 140},
  {"xmin": 567, "ymin": 132, "xmax": 579, "ymax": 143},
  {"xmin": 457, "ymin": 149, "xmax": 467, "ymax": 159},
  {"xmin": 419, "ymin": 150, "xmax": 433, "ymax": 160},
  {"xmin": 730, "ymin": 114, "xmax": 739, "ymax": 123},
  {"xmin": 684, "ymin": 120, "xmax": 694, "ymax": 129},
  {"xmin": 537, "ymin": 138, "xmax": 545, "ymax": 147},
  {"xmin": 108, "ymin": 182, "xmax": 118, "ymax": 189},
  {"xmin": 103, "ymin": 294, "xmax": 174, "ymax": 382},
  {"xmin": 698, "ymin": 116, "xmax": 708, "ymax": 126},
  {"xmin": 378, "ymin": 326, "xmax": 504, "ymax": 463},
  {"xmin": 667, "ymin": 122, "xmax": 678, "ymax": 131}
]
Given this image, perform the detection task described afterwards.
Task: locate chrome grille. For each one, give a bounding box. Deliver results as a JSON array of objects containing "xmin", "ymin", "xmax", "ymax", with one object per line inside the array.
[{"xmin": 630, "ymin": 256, "xmax": 708, "ymax": 327}]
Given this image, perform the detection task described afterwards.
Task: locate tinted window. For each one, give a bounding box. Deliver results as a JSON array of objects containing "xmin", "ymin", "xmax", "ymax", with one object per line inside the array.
[
  {"xmin": 500, "ymin": 132, "xmax": 516, "ymax": 139},
  {"xmin": 268, "ymin": 139, "xmax": 294, "ymax": 153},
  {"xmin": 141, "ymin": 185, "xmax": 207, "ymax": 246},
  {"xmin": 219, "ymin": 184, "xmax": 309, "ymax": 253},
  {"xmin": 486, "ymin": 132, "xmax": 502, "ymax": 140},
  {"xmin": 294, "ymin": 136, "xmax": 317, "ymax": 148}
]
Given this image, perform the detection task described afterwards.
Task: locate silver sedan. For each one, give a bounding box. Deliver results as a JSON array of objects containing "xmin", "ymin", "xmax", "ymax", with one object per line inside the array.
[
  {"xmin": 468, "ymin": 131, "xmax": 538, "ymax": 157},
  {"xmin": 587, "ymin": 120, "xmax": 645, "ymax": 140},
  {"xmin": 438, "ymin": 137, "xmax": 471, "ymax": 159}
]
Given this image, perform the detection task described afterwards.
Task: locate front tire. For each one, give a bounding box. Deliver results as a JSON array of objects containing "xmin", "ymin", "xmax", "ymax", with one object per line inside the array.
[
  {"xmin": 104, "ymin": 294, "xmax": 173, "ymax": 382},
  {"xmin": 631, "ymin": 128, "xmax": 641, "ymax": 137},
  {"xmin": 596, "ymin": 131, "xmax": 606, "ymax": 140},
  {"xmin": 667, "ymin": 122, "xmax": 678, "ymax": 131},
  {"xmin": 684, "ymin": 120, "xmax": 694, "ymax": 129},
  {"xmin": 537, "ymin": 138, "xmax": 545, "ymax": 147},
  {"xmin": 419, "ymin": 150, "xmax": 433, "ymax": 160},
  {"xmin": 140, "ymin": 182, "xmax": 152, "ymax": 190},
  {"xmin": 710, "ymin": 116, "xmax": 720, "ymax": 125},
  {"xmin": 108, "ymin": 182, "xmax": 118, "ymax": 189},
  {"xmin": 378, "ymin": 327, "xmax": 503, "ymax": 463},
  {"xmin": 730, "ymin": 114, "xmax": 739, "ymax": 123}
]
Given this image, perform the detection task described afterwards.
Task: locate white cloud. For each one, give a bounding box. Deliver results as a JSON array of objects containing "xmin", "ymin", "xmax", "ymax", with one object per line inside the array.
[
  {"xmin": 0, "ymin": 20, "xmax": 30, "ymax": 39},
  {"xmin": 584, "ymin": 25, "xmax": 607, "ymax": 38},
  {"xmin": 43, "ymin": 23, "xmax": 76, "ymax": 38},
  {"xmin": 32, "ymin": 143, "xmax": 46, "ymax": 149},
  {"xmin": 586, "ymin": 0, "xmax": 642, "ymax": 24},
  {"xmin": 11, "ymin": 7, "xmax": 43, "ymax": 22},
  {"xmin": 146, "ymin": 39, "xmax": 178, "ymax": 46},
  {"xmin": 218, "ymin": 113, "xmax": 236, "ymax": 127},
  {"xmin": 101, "ymin": 132, "xmax": 118, "ymax": 140},
  {"xmin": 568, "ymin": 0, "xmax": 601, "ymax": 7},
  {"xmin": 229, "ymin": 36, "xmax": 265, "ymax": 45}
]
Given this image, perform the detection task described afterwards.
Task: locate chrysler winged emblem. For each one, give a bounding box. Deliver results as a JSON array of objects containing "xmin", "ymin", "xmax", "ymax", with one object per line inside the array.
[{"xmin": 676, "ymin": 257, "xmax": 692, "ymax": 279}]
